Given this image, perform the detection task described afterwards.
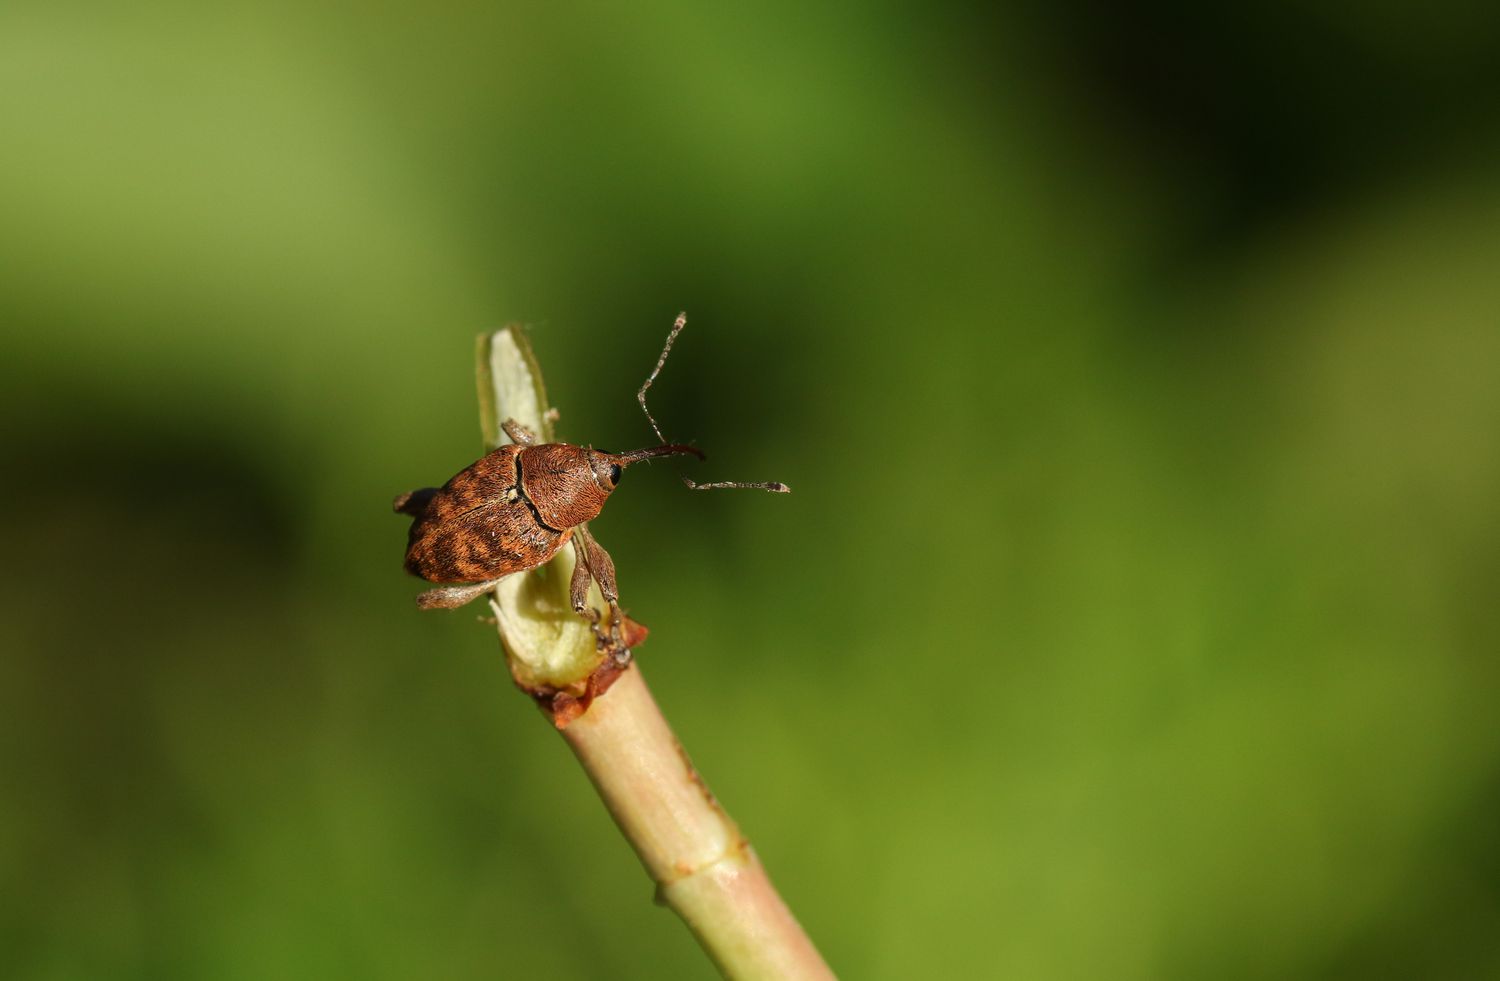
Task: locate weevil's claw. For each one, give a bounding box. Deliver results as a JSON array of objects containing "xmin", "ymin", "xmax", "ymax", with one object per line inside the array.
[
  {"xmin": 574, "ymin": 603, "xmax": 612, "ymax": 652},
  {"xmin": 570, "ymin": 600, "xmax": 638, "ymax": 666}
]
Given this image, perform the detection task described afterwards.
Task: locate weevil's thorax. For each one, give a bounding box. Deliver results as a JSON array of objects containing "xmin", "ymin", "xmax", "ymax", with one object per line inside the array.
[{"xmin": 518, "ymin": 443, "xmax": 618, "ymax": 530}]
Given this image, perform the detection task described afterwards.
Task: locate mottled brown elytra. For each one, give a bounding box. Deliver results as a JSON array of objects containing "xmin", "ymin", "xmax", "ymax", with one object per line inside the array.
[{"xmin": 394, "ymin": 312, "xmax": 788, "ymax": 659}]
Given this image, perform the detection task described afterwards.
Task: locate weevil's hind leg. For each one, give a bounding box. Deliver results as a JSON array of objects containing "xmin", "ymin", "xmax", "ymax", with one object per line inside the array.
[
  {"xmin": 393, "ymin": 487, "xmax": 439, "ymax": 517},
  {"xmin": 501, "ymin": 418, "xmax": 539, "ymax": 446},
  {"xmin": 415, "ymin": 579, "xmax": 503, "ymax": 610}
]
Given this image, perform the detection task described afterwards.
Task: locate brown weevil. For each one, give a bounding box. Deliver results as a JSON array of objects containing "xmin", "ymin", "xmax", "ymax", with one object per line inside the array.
[{"xmin": 394, "ymin": 313, "xmax": 787, "ymax": 656}]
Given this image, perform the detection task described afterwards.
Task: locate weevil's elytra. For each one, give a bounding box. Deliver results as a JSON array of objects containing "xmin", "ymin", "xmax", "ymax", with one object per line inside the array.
[{"xmin": 395, "ymin": 312, "xmax": 789, "ymax": 661}]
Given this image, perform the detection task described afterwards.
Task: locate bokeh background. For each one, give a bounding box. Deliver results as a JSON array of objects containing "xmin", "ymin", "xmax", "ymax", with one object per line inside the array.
[{"xmin": 4, "ymin": 3, "xmax": 1499, "ymax": 978}]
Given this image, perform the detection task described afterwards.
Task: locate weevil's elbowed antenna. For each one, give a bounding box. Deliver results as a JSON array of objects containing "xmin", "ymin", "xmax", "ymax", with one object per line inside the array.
[
  {"xmin": 636, "ymin": 312, "xmax": 790, "ymax": 493},
  {"xmin": 683, "ymin": 477, "xmax": 790, "ymax": 492},
  {"xmin": 637, "ymin": 312, "xmax": 688, "ymax": 446}
]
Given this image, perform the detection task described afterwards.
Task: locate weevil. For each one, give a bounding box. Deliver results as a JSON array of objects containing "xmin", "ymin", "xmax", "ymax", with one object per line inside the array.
[{"xmin": 394, "ymin": 313, "xmax": 787, "ymax": 656}]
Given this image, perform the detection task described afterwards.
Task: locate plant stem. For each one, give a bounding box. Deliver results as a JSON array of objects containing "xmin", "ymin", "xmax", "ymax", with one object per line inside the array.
[
  {"xmin": 473, "ymin": 324, "xmax": 834, "ymax": 979},
  {"xmin": 561, "ymin": 667, "xmax": 834, "ymax": 981}
]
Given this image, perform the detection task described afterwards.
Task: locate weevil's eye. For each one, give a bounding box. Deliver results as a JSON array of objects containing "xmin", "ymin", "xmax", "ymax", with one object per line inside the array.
[{"xmin": 609, "ymin": 464, "xmax": 623, "ymax": 485}]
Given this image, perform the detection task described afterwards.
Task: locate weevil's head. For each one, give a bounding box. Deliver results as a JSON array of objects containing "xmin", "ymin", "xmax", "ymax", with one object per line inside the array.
[
  {"xmin": 592, "ymin": 443, "xmax": 706, "ymax": 492},
  {"xmin": 519, "ymin": 442, "xmax": 704, "ymax": 530}
]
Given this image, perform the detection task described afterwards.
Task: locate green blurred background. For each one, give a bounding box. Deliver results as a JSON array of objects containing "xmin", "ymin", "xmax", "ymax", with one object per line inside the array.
[{"xmin": 3, "ymin": 2, "xmax": 1499, "ymax": 978}]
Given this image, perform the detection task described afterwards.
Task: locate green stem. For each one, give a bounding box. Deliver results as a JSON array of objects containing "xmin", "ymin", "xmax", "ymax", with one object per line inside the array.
[{"xmin": 562, "ymin": 668, "xmax": 834, "ymax": 980}]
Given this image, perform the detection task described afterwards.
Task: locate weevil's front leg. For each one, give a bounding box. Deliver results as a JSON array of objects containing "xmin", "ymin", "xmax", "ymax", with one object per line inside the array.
[
  {"xmin": 415, "ymin": 579, "xmax": 504, "ymax": 610},
  {"xmin": 571, "ymin": 530, "xmax": 632, "ymax": 663},
  {"xmin": 570, "ymin": 535, "xmax": 610, "ymax": 650},
  {"xmin": 501, "ymin": 418, "xmax": 539, "ymax": 446},
  {"xmin": 577, "ymin": 526, "xmax": 626, "ymax": 659}
]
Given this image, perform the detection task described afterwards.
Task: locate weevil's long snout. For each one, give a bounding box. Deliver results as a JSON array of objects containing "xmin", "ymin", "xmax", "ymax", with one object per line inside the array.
[{"xmin": 618, "ymin": 443, "xmax": 707, "ymax": 465}]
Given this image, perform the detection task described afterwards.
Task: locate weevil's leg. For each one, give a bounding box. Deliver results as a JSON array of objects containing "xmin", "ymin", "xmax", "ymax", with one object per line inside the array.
[
  {"xmin": 501, "ymin": 418, "xmax": 539, "ymax": 446},
  {"xmin": 569, "ymin": 536, "xmax": 610, "ymax": 649},
  {"xmin": 568, "ymin": 536, "xmax": 597, "ymax": 619},
  {"xmin": 415, "ymin": 579, "xmax": 503, "ymax": 610},
  {"xmin": 544, "ymin": 407, "xmax": 560, "ymax": 425},
  {"xmin": 393, "ymin": 487, "xmax": 439, "ymax": 516},
  {"xmin": 578, "ymin": 527, "xmax": 626, "ymax": 658},
  {"xmin": 580, "ymin": 530, "xmax": 620, "ymax": 609}
]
